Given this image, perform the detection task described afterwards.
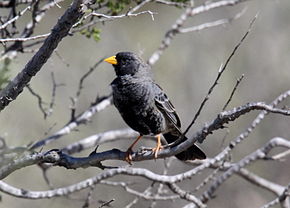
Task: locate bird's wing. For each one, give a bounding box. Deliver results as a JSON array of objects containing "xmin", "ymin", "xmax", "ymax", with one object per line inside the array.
[{"xmin": 154, "ymin": 83, "xmax": 181, "ymax": 130}]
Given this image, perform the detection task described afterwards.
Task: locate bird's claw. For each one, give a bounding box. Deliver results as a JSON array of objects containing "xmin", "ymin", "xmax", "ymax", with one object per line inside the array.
[
  {"xmin": 125, "ymin": 148, "xmax": 133, "ymax": 165},
  {"xmin": 152, "ymin": 144, "xmax": 163, "ymax": 159}
]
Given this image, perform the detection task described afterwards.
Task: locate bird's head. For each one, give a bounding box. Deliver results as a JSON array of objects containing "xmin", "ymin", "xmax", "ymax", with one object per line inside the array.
[{"xmin": 104, "ymin": 52, "xmax": 148, "ymax": 76}]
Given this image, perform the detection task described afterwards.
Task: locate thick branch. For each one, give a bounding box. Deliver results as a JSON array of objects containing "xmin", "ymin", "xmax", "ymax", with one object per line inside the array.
[
  {"xmin": 1, "ymin": 99, "xmax": 290, "ymax": 179},
  {"xmin": 1, "ymin": 137, "xmax": 289, "ymax": 200},
  {"xmin": 0, "ymin": 0, "xmax": 84, "ymax": 111}
]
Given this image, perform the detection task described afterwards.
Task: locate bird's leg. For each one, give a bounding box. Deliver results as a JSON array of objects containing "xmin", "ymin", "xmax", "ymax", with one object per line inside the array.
[
  {"xmin": 152, "ymin": 134, "xmax": 163, "ymax": 159},
  {"xmin": 125, "ymin": 134, "xmax": 143, "ymax": 164}
]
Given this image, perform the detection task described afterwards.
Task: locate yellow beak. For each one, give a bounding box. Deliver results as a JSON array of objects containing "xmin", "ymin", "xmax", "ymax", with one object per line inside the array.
[{"xmin": 104, "ymin": 56, "xmax": 117, "ymax": 65}]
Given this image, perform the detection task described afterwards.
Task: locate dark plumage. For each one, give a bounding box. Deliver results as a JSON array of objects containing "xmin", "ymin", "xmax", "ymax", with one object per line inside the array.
[{"xmin": 105, "ymin": 52, "xmax": 206, "ymax": 161}]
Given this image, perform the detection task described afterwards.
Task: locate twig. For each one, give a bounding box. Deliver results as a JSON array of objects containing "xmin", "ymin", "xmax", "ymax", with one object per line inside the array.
[
  {"xmin": 76, "ymin": 58, "xmax": 104, "ymax": 98},
  {"xmin": 46, "ymin": 72, "xmax": 64, "ymax": 117},
  {"xmin": 222, "ymin": 74, "xmax": 244, "ymax": 110},
  {"xmin": 99, "ymin": 199, "xmax": 115, "ymax": 208},
  {"xmin": 86, "ymin": 10, "xmax": 156, "ymax": 21},
  {"xmin": 62, "ymin": 128, "xmax": 138, "ymax": 155},
  {"xmin": 193, "ymin": 168, "xmax": 220, "ymax": 192},
  {"xmin": 82, "ymin": 185, "xmax": 96, "ymax": 208},
  {"xmin": 30, "ymin": 95, "xmax": 112, "ymax": 149},
  {"xmin": 54, "ymin": 50, "xmax": 70, "ymax": 67},
  {"xmin": 73, "ymin": 0, "xmax": 153, "ymax": 30},
  {"xmin": 271, "ymin": 149, "xmax": 290, "ymax": 160},
  {"xmin": 154, "ymin": 0, "xmax": 189, "ymax": 7},
  {"xmin": 2, "ymin": 0, "xmax": 65, "ymax": 56},
  {"xmin": 26, "ymin": 73, "xmax": 63, "ymax": 119},
  {"xmin": 183, "ymin": 15, "xmax": 256, "ymax": 137},
  {"xmin": 148, "ymin": 0, "xmax": 249, "ymax": 66},
  {"xmin": 149, "ymin": 158, "xmax": 174, "ymax": 208},
  {"xmin": 125, "ymin": 186, "xmax": 154, "ymax": 208},
  {"xmin": 101, "ymin": 180, "xmax": 178, "ymax": 201},
  {"xmin": 179, "ymin": 8, "xmax": 246, "ymax": 33},
  {"xmin": 0, "ymin": 5, "xmax": 31, "ymax": 30},
  {"xmin": 26, "ymin": 84, "xmax": 48, "ymax": 118}
]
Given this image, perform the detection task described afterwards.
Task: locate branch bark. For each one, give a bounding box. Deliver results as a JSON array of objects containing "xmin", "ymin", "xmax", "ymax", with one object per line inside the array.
[{"xmin": 0, "ymin": 0, "xmax": 85, "ymax": 112}]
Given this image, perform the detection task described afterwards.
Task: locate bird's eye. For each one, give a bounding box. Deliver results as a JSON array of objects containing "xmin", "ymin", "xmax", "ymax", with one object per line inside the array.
[{"xmin": 121, "ymin": 60, "xmax": 126, "ymax": 66}]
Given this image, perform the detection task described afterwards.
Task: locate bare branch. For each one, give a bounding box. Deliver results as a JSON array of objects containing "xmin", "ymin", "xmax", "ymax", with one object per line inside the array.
[
  {"xmin": 0, "ymin": 137, "xmax": 289, "ymax": 202},
  {"xmin": 1, "ymin": 96, "xmax": 289, "ymax": 179},
  {"xmin": 0, "ymin": 33, "xmax": 50, "ymax": 43},
  {"xmin": 125, "ymin": 186, "xmax": 154, "ymax": 208},
  {"xmin": 238, "ymin": 168, "xmax": 285, "ymax": 195},
  {"xmin": 86, "ymin": 10, "xmax": 156, "ymax": 21},
  {"xmin": 101, "ymin": 180, "xmax": 178, "ymax": 201},
  {"xmin": 200, "ymin": 137, "xmax": 290, "ymax": 203},
  {"xmin": 98, "ymin": 199, "xmax": 115, "ymax": 208},
  {"xmin": 0, "ymin": 0, "xmax": 85, "ymax": 112},
  {"xmin": 0, "ymin": 5, "xmax": 31, "ymax": 31},
  {"xmin": 169, "ymin": 99, "xmax": 290, "ymax": 150},
  {"xmin": 76, "ymin": 58, "xmax": 104, "ymax": 98},
  {"xmin": 271, "ymin": 149, "xmax": 290, "ymax": 160},
  {"xmin": 154, "ymin": 0, "xmax": 189, "ymax": 7},
  {"xmin": 182, "ymin": 15, "xmax": 256, "ymax": 137},
  {"xmin": 261, "ymin": 183, "xmax": 290, "ymax": 208},
  {"xmin": 62, "ymin": 128, "xmax": 138, "ymax": 155},
  {"xmin": 167, "ymin": 183, "xmax": 205, "ymax": 207},
  {"xmin": 0, "ymin": 161, "xmax": 208, "ymax": 199},
  {"xmin": 73, "ymin": 0, "xmax": 153, "ymax": 30},
  {"xmin": 26, "ymin": 84, "xmax": 48, "ymax": 118},
  {"xmin": 30, "ymin": 95, "xmax": 112, "ymax": 150},
  {"xmin": 82, "ymin": 185, "xmax": 97, "ymax": 208},
  {"xmin": 148, "ymin": 0, "xmax": 250, "ymax": 66},
  {"xmin": 2, "ymin": 0, "xmax": 65, "ymax": 57},
  {"xmin": 47, "ymin": 72, "xmax": 65, "ymax": 117},
  {"xmin": 193, "ymin": 168, "xmax": 220, "ymax": 192},
  {"xmin": 179, "ymin": 8, "xmax": 246, "ymax": 33},
  {"xmin": 188, "ymin": 159, "xmax": 286, "ymax": 198},
  {"xmin": 25, "ymin": 73, "xmax": 63, "ymax": 119},
  {"xmin": 222, "ymin": 74, "xmax": 244, "ymax": 110}
]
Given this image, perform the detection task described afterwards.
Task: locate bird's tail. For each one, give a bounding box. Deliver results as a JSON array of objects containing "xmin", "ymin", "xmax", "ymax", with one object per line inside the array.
[{"xmin": 163, "ymin": 133, "xmax": 206, "ymax": 161}]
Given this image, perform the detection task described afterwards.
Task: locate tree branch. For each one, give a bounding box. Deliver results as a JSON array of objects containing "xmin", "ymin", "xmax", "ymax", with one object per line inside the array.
[
  {"xmin": 148, "ymin": 0, "xmax": 249, "ymax": 66},
  {"xmin": 200, "ymin": 137, "xmax": 290, "ymax": 203},
  {"xmin": 30, "ymin": 95, "xmax": 112, "ymax": 150},
  {"xmin": 0, "ymin": 0, "xmax": 85, "ymax": 112}
]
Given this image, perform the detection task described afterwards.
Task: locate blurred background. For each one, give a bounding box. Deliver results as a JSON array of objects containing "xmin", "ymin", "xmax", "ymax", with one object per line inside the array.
[{"xmin": 1, "ymin": 0, "xmax": 290, "ymax": 207}]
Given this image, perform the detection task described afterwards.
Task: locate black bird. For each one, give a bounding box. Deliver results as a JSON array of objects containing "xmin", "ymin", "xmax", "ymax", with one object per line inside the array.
[{"xmin": 104, "ymin": 52, "xmax": 206, "ymax": 162}]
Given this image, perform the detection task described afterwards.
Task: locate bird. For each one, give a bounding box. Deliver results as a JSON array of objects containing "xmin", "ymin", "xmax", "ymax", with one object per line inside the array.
[{"xmin": 104, "ymin": 52, "xmax": 206, "ymax": 162}]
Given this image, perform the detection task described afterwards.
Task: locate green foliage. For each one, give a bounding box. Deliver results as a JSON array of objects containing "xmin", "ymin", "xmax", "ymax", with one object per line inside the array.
[
  {"xmin": 80, "ymin": 27, "xmax": 101, "ymax": 42},
  {"xmin": 107, "ymin": 0, "xmax": 130, "ymax": 15},
  {"xmin": 171, "ymin": 0, "xmax": 190, "ymax": 2},
  {"xmin": 80, "ymin": 0, "xmax": 188, "ymax": 41},
  {"xmin": 0, "ymin": 58, "xmax": 11, "ymax": 90}
]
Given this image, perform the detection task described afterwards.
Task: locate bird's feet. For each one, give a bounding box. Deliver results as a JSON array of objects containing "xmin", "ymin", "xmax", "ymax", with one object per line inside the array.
[
  {"xmin": 152, "ymin": 143, "xmax": 163, "ymax": 159},
  {"xmin": 125, "ymin": 148, "xmax": 133, "ymax": 165},
  {"xmin": 151, "ymin": 134, "xmax": 163, "ymax": 159}
]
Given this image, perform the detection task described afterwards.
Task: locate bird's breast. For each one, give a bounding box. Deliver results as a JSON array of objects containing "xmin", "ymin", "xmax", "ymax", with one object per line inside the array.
[{"xmin": 111, "ymin": 79, "xmax": 166, "ymax": 135}]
